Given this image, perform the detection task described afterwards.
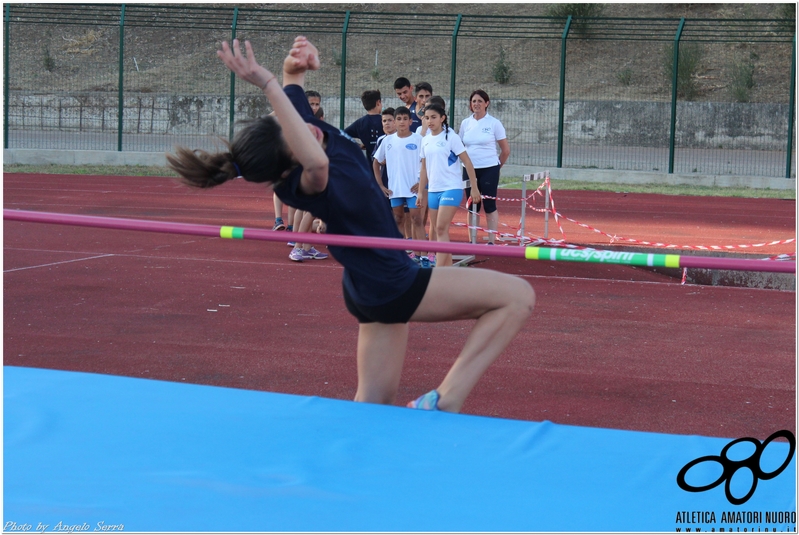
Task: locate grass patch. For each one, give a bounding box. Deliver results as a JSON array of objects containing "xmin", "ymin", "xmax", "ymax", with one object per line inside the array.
[
  {"xmin": 499, "ymin": 176, "xmax": 795, "ymax": 199},
  {"xmin": 4, "ymin": 164, "xmax": 178, "ymax": 177},
  {"xmin": 4, "ymin": 164, "xmax": 794, "ymax": 200}
]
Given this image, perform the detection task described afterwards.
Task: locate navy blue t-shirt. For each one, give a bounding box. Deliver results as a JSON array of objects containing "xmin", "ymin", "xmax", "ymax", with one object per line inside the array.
[
  {"xmin": 273, "ymin": 85, "xmax": 419, "ymax": 307},
  {"xmin": 408, "ymin": 102, "xmax": 423, "ymax": 132},
  {"xmin": 344, "ymin": 113, "xmax": 384, "ymax": 167}
]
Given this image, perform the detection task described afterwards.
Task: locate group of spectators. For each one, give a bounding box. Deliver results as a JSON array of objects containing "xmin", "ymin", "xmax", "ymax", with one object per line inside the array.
[{"xmin": 273, "ymin": 77, "xmax": 510, "ymax": 267}]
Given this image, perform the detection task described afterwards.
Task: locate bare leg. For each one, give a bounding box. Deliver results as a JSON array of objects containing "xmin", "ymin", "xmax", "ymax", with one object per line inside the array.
[
  {"xmin": 428, "ymin": 208, "xmax": 439, "ymax": 262},
  {"xmin": 392, "ymin": 206, "xmax": 406, "ymax": 236},
  {"xmin": 433, "ymin": 204, "xmax": 460, "ymax": 267},
  {"xmin": 354, "ymin": 322, "xmax": 409, "ymax": 404},
  {"xmin": 410, "ymin": 267, "xmax": 535, "ymax": 412},
  {"xmin": 486, "ymin": 210, "xmax": 499, "ymax": 244},
  {"xmin": 409, "ymin": 207, "xmax": 425, "ymax": 257},
  {"xmin": 273, "ymin": 196, "xmax": 286, "ymax": 230},
  {"xmin": 297, "ymin": 210, "xmax": 315, "ymax": 251}
]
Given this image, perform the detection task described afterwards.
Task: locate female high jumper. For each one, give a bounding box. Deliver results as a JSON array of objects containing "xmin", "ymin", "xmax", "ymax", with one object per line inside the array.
[{"xmin": 166, "ymin": 36, "xmax": 535, "ymax": 412}]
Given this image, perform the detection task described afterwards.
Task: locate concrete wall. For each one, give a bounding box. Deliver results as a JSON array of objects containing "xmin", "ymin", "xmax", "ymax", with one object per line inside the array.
[
  {"xmin": 5, "ymin": 149, "xmax": 795, "ymax": 191},
  {"xmin": 6, "ymin": 92, "xmax": 792, "ymax": 151}
]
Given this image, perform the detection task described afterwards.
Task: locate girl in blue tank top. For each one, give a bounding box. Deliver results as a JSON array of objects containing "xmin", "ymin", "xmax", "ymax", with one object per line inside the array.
[{"xmin": 166, "ymin": 36, "xmax": 535, "ymax": 413}]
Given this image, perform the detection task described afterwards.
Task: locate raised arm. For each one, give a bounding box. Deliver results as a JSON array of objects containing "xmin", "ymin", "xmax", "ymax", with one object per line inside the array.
[{"xmin": 217, "ymin": 37, "xmax": 328, "ymax": 194}]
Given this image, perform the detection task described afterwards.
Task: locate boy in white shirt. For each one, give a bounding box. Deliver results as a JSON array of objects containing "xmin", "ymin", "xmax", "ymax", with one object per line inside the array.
[{"xmin": 373, "ymin": 106, "xmax": 426, "ymax": 265}]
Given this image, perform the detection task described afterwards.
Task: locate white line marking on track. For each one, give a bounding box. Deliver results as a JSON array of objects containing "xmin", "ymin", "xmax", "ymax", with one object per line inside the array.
[
  {"xmin": 3, "ymin": 247, "xmax": 343, "ymax": 271},
  {"xmin": 4, "ymin": 254, "xmax": 115, "ymax": 273}
]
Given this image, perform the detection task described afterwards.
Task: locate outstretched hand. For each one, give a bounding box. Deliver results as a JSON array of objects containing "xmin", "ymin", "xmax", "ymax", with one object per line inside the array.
[
  {"xmin": 283, "ymin": 36, "xmax": 321, "ymax": 75},
  {"xmin": 217, "ymin": 39, "xmax": 274, "ymax": 89}
]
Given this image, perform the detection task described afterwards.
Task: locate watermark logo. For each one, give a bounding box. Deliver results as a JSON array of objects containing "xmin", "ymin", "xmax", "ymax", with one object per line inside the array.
[{"xmin": 676, "ymin": 430, "xmax": 796, "ymax": 505}]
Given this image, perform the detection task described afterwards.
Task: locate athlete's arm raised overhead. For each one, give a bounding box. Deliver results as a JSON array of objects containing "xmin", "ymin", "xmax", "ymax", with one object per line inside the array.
[{"xmin": 217, "ymin": 37, "xmax": 328, "ymax": 195}]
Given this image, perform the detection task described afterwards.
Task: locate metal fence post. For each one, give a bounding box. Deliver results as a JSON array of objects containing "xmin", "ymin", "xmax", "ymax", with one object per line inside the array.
[
  {"xmin": 787, "ymin": 33, "xmax": 795, "ymax": 179},
  {"xmin": 450, "ymin": 13, "xmax": 462, "ymax": 124},
  {"xmin": 228, "ymin": 7, "xmax": 238, "ymax": 142},
  {"xmin": 4, "ymin": 4, "xmax": 10, "ymax": 149},
  {"xmin": 339, "ymin": 11, "xmax": 350, "ymax": 130},
  {"xmin": 557, "ymin": 15, "xmax": 571, "ymax": 169},
  {"xmin": 117, "ymin": 4, "xmax": 126, "ymax": 152},
  {"xmin": 668, "ymin": 18, "xmax": 685, "ymax": 174}
]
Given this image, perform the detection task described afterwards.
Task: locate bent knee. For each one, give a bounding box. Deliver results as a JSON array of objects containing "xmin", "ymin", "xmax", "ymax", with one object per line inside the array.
[{"xmin": 511, "ymin": 279, "xmax": 536, "ymax": 316}]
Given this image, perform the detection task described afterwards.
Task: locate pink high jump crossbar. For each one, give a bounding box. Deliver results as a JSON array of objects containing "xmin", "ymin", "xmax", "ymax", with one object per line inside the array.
[{"xmin": 4, "ymin": 209, "xmax": 795, "ymax": 274}]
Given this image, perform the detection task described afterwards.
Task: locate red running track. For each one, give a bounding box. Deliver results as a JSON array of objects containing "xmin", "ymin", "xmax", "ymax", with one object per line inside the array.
[{"xmin": 3, "ymin": 173, "xmax": 796, "ymax": 439}]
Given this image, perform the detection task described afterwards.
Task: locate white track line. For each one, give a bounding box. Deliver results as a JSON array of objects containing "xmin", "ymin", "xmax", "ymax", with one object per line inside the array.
[
  {"xmin": 3, "ymin": 247, "xmax": 343, "ymax": 271},
  {"xmin": 3, "ymin": 247, "xmax": 786, "ymax": 291},
  {"xmin": 4, "ymin": 254, "xmax": 115, "ymax": 273}
]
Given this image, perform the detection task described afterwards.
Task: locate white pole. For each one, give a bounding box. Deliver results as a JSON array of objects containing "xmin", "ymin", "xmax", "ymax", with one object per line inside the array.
[
  {"xmin": 520, "ymin": 174, "xmax": 530, "ymax": 246},
  {"xmin": 544, "ymin": 170, "xmax": 550, "ymax": 239},
  {"xmin": 469, "ymin": 207, "xmax": 477, "ymax": 244}
]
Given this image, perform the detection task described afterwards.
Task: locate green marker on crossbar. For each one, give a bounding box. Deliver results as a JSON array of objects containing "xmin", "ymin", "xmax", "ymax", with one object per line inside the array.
[
  {"xmin": 525, "ymin": 246, "xmax": 681, "ymax": 268},
  {"xmin": 220, "ymin": 226, "xmax": 245, "ymax": 239}
]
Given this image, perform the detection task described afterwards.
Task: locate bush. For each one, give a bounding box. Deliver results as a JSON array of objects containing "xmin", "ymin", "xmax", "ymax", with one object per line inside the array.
[
  {"xmin": 616, "ymin": 68, "xmax": 633, "ymax": 86},
  {"xmin": 493, "ymin": 47, "xmax": 512, "ymax": 84},
  {"xmin": 545, "ymin": 3, "xmax": 604, "ymax": 35},
  {"xmin": 662, "ymin": 42, "xmax": 703, "ymax": 101},
  {"xmin": 728, "ymin": 60, "xmax": 755, "ymax": 102},
  {"xmin": 43, "ymin": 45, "xmax": 56, "ymax": 72}
]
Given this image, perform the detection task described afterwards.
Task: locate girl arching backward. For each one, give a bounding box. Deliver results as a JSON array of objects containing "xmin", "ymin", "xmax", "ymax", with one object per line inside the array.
[{"xmin": 166, "ymin": 36, "xmax": 535, "ymax": 413}]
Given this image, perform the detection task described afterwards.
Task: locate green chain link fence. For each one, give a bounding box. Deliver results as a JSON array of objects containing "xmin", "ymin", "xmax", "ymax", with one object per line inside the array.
[{"xmin": 4, "ymin": 4, "xmax": 795, "ymax": 179}]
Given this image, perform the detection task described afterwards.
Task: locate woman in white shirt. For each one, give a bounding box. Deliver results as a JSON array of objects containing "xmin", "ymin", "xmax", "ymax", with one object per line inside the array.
[{"xmin": 459, "ymin": 90, "xmax": 511, "ymax": 245}]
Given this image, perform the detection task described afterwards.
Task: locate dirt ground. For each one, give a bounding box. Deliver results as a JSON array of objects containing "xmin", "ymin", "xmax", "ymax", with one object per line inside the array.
[{"xmin": 8, "ymin": 3, "xmax": 793, "ymax": 103}]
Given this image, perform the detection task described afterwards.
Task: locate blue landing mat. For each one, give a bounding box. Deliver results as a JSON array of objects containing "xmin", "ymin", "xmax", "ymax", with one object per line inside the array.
[{"xmin": 4, "ymin": 366, "xmax": 796, "ymax": 532}]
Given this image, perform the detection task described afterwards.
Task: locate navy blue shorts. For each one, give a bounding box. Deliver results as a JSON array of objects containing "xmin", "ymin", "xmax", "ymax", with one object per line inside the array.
[
  {"xmin": 463, "ymin": 164, "xmax": 500, "ymax": 213},
  {"xmin": 343, "ymin": 267, "xmax": 432, "ymax": 324}
]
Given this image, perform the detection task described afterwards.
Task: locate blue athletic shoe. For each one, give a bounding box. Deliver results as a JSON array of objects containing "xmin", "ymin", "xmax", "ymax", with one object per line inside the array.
[
  {"xmin": 305, "ymin": 247, "xmax": 329, "ymax": 260},
  {"xmin": 420, "ymin": 257, "xmax": 430, "ymax": 269},
  {"xmin": 273, "ymin": 218, "xmax": 286, "ymax": 231},
  {"xmin": 407, "ymin": 389, "xmax": 440, "ymax": 410}
]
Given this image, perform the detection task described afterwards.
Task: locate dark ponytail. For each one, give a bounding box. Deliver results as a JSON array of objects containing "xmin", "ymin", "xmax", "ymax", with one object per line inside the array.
[
  {"xmin": 166, "ymin": 145, "xmax": 239, "ymax": 189},
  {"xmin": 167, "ymin": 115, "xmax": 295, "ymax": 189}
]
